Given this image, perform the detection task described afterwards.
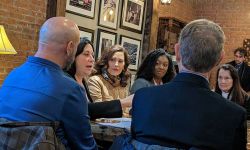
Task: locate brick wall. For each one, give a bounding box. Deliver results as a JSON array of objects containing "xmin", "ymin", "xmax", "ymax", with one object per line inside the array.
[
  {"xmin": 193, "ymin": 0, "xmax": 250, "ymax": 87},
  {"xmin": 0, "ymin": 0, "xmax": 47, "ymax": 84},
  {"xmin": 151, "ymin": 0, "xmax": 250, "ymax": 88}
]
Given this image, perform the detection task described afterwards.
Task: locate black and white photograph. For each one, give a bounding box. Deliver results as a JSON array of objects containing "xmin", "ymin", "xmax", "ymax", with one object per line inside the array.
[
  {"xmin": 99, "ymin": 0, "xmax": 120, "ymax": 29},
  {"xmin": 120, "ymin": 35, "xmax": 141, "ymax": 70},
  {"xmin": 79, "ymin": 26, "xmax": 94, "ymax": 43},
  {"xmin": 96, "ymin": 29, "xmax": 117, "ymax": 59},
  {"xmin": 125, "ymin": 1, "xmax": 141, "ymax": 25},
  {"xmin": 66, "ymin": 0, "xmax": 96, "ymax": 18},
  {"xmin": 121, "ymin": 0, "xmax": 144, "ymax": 33}
]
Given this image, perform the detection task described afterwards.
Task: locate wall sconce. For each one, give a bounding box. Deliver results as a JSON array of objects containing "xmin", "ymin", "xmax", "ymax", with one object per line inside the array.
[
  {"xmin": 161, "ymin": 0, "xmax": 172, "ymax": 4},
  {"xmin": 0, "ymin": 25, "xmax": 17, "ymax": 54}
]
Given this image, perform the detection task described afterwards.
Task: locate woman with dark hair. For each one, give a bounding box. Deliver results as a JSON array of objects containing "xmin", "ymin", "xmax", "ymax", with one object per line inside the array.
[
  {"xmin": 215, "ymin": 64, "xmax": 249, "ymax": 119},
  {"xmin": 130, "ymin": 48, "xmax": 176, "ymax": 94},
  {"xmin": 88, "ymin": 44, "xmax": 131, "ymax": 102},
  {"xmin": 66, "ymin": 38, "xmax": 132, "ymax": 120}
]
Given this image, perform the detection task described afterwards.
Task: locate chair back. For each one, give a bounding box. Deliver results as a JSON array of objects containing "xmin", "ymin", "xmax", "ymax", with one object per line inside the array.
[{"xmin": 0, "ymin": 118, "xmax": 65, "ymax": 150}]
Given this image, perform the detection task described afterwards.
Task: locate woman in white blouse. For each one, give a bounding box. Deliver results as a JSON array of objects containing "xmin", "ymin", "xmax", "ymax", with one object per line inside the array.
[{"xmin": 215, "ymin": 64, "xmax": 249, "ymax": 108}]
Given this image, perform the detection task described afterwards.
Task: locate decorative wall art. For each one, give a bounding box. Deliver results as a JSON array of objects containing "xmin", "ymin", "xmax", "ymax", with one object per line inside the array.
[
  {"xmin": 99, "ymin": 0, "xmax": 120, "ymax": 29},
  {"xmin": 66, "ymin": 0, "xmax": 96, "ymax": 18},
  {"xmin": 96, "ymin": 29, "xmax": 117, "ymax": 59},
  {"xmin": 120, "ymin": 35, "xmax": 141, "ymax": 70},
  {"xmin": 120, "ymin": 0, "xmax": 145, "ymax": 33},
  {"xmin": 79, "ymin": 26, "xmax": 94, "ymax": 42}
]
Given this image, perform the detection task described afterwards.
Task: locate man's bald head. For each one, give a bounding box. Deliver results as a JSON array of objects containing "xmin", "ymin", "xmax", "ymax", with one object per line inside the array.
[
  {"xmin": 39, "ymin": 17, "xmax": 80, "ymax": 45},
  {"xmin": 36, "ymin": 17, "xmax": 80, "ymax": 69}
]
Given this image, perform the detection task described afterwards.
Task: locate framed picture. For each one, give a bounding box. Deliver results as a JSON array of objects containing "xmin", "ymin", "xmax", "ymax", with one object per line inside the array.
[
  {"xmin": 120, "ymin": 0, "xmax": 145, "ymax": 33},
  {"xmin": 96, "ymin": 29, "xmax": 117, "ymax": 59},
  {"xmin": 66, "ymin": 0, "xmax": 96, "ymax": 18},
  {"xmin": 79, "ymin": 26, "xmax": 94, "ymax": 43},
  {"xmin": 120, "ymin": 35, "xmax": 141, "ymax": 70},
  {"xmin": 98, "ymin": 0, "xmax": 120, "ymax": 29}
]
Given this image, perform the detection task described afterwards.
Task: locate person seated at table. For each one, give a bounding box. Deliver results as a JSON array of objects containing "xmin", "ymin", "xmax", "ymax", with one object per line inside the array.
[
  {"xmin": 88, "ymin": 45, "xmax": 131, "ymax": 102},
  {"xmin": 130, "ymin": 48, "xmax": 176, "ymax": 94},
  {"xmin": 66, "ymin": 38, "xmax": 133, "ymax": 120},
  {"xmin": 111, "ymin": 19, "xmax": 246, "ymax": 150},
  {"xmin": 0, "ymin": 17, "xmax": 97, "ymax": 150},
  {"xmin": 215, "ymin": 64, "xmax": 250, "ymax": 119}
]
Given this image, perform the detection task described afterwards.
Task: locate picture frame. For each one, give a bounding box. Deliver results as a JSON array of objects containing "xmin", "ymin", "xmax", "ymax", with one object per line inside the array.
[
  {"xmin": 120, "ymin": 35, "xmax": 141, "ymax": 70},
  {"xmin": 98, "ymin": 0, "xmax": 120, "ymax": 29},
  {"xmin": 66, "ymin": 0, "xmax": 96, "ymax": 19},
  {"xmin": 79, "ymin": 26, "xmax": 94, "ymax": 43},
  {"xmin": 96, "ymin": 29, "xmax": 117, "ymax": 59},
  {"xmin": 120, "ymin": 0, "xmax": 145, "ymax": 33}
]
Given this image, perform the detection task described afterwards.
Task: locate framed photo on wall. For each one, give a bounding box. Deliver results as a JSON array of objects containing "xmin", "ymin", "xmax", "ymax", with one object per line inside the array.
[
  {"xmin": 98, "ymin": 0, "xmax": 120, "ymax": 29},
  {"xmin": 66, "ymin": 0, "xmax": 96, "ymax": 18},
  {"xmin": 79, "ymin": 26, "xmax": 94, "ymax": 43},
  {"xmin": 120, "ymin": 35, "xmax": 141, "ymax": 70},
  {"xmin": 96, "ymin": 29, "xmax": 117, "ymax": 59},
  {"xmin": 120, "ymin": 0, "xmax": 145, "ymax": 33}
]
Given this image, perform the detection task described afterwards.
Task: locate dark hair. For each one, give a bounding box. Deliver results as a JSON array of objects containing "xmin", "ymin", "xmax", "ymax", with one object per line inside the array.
[
  {"xmin": 94, "ymin": 44, "xmax": 130, "ymax": 85},
  {"xmin": 234, "ymin": 47, "xmax": 247, "ymax": 57},
  {"xmin": 136, "ymin": 48, "xmax": 175, "ymax": 83},
  {"xmin": 215, "ymin": 64, "xmax": 246, "ymax": 105},
  {"xmin": 66, "ymin": 38, "xmax": 94, "ymax": 77}
]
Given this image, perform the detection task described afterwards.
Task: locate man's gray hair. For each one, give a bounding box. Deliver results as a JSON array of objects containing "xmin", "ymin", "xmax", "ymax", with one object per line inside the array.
[{"xmin": 179, "ymin": 19, "xmax": 225, "ymax": 73}]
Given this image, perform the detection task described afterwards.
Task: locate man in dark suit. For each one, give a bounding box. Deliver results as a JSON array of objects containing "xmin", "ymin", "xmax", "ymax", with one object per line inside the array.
[
  {"xmin": 131, "ymin": 19, "xmax": 247, "ymax": 150},
  {"xmin": 228, "ymin": 47, "xmax": 250, "ymax": 93}
]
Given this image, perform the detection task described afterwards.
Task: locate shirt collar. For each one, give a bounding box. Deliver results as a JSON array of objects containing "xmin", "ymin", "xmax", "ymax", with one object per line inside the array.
[
  {"xmin": 179, "ymin": 68, "xmax": 209, "ymax": 82},
  {"xmin": 27, "ymin": 56, "xmax": 61, "ymax": 71}
]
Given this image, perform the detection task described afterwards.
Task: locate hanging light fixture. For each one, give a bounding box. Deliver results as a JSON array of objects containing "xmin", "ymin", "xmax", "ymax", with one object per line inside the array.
[
  {"xmin": 161, "ymin": 0, "xmax": 172, "ymax": 4},
  {"xmin": 0, "ymin": 25, "xmax": 17, "ymax": 54}
]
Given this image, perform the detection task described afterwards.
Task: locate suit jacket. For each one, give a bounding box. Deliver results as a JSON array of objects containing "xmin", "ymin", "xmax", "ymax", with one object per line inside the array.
[
  {"xmin": 228, "ymin": 61, "xmax": 250, "ymax": 92},
  {"xmin": 131, "ymin": 73, "xmax": 247, "ymax": 150}
]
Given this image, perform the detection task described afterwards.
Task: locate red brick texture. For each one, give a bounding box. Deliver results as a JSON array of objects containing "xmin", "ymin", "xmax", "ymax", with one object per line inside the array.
[
  {"xmin": 0, "ymin": 0, "xmax": 47, "ymax": 84},
  {"xmin": 152, "ymin": 0, "xmax": 250, "ymax": 88}
]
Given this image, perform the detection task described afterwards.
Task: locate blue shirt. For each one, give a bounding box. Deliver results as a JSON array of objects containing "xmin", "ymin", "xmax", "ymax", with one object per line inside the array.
[{"xmin": 0, "ymin": 56, "xmax": 97, "ymax": 150}]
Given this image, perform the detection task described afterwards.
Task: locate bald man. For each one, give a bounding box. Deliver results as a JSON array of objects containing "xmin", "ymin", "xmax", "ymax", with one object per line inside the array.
[{"xmin": 0, "ymin": 17, "xmax": 97, "ymax": 150}]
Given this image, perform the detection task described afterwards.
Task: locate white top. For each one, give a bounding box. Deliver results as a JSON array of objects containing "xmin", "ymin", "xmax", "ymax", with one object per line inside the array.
[{"xmin": 221, "ymin": 91, "xmax": 229, "ymax": 99}]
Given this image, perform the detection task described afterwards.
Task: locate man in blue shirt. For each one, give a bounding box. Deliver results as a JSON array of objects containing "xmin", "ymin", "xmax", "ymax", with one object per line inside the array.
[{"xmin": 0, "ymin": 17, "xmax": 97, "ymax": 150}]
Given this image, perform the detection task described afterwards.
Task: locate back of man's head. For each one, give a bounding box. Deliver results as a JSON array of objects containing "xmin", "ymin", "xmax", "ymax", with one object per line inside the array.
[
  {"xmin": 36, "ymin": 17, "xmax": 80, "ymax": 69},
  {"xmin": 38, "ymin": 17, "xmax": 79, "ymax": 46},
  {"xmin": 179, "ymin": 19, "xmax": 225, "ymax": 73}
]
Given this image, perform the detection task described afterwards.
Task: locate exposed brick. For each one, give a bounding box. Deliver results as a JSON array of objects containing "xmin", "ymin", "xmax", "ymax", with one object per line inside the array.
[
  {"xmin": 152, "ymin": 0, "xmax": 250, "ymax": 89},
  {"xmin": 0, "ymin": 0, "xmax": 47, "ymax": 85}
]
